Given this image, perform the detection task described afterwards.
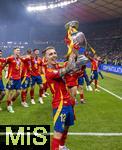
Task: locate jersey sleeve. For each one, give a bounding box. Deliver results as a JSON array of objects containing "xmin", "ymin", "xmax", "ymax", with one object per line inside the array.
[
  {"xmin": 37, "ymin": 58, "xmax": 42, "ymax": 66},
  {"xmin": 2, "ymin": 58, "xmax": 7, "ymax": 63},
  {"xmin": 6, "ymin": 56, "xmax": 12, "ymax": 64}
]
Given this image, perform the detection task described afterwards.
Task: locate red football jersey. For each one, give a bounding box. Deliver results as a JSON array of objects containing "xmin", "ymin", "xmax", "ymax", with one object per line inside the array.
[
  {"xmin": 6, "ymin": 56, "xmax": 22, "ymax": 80},
  {"xmin": 45, "ymin": 65, "xmax": 74, "ymax": 109},
  {"xmin": 91, "ymin": 58, "xmax": 98, "ymax": 71},
  {"xmin": 64, "ymin": 73, "xmax": 79, "ymax": 87},
  {"xmin": 0, "ymin": 58, "xmax": 6, "ymax": 79},
  {"xmin": 77, "ymin": 68, "xmax": 84, "ymax": 77},
  {"xmin": 41, "ymin": 57, "xmax": 48, "ymax": 74},
  {"xmin": 21, "ymin": 57, "xmax": 31, "ymax": 78},
  {"xmin": 31, "ymin": 57, "xmax": 42, "ymax": 76}
]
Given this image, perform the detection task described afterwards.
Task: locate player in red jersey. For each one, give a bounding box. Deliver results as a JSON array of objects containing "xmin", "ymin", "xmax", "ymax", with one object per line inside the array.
[
  {"xmin": 44, "ymin": 45, "xmax": 88, "ymax": 150},
  {"xmin": 20, "ymin": 49, "xmax": 32, "ymax": 107},
  {"xmin": 89, "ymin": 54, "xmax": 100, "ymax": 91},
  {"xmin": 44, "ymin": 46, "xmax": 86, "ymax": 150},
  {"xmin": 0, "ymin": 50, "xmax": 6, "ymax": 111},
  {"xmin": 64, "ymin": 72, "xmax": 79, "ymax": 105},
  {"xmin": 77, "ymin": 66, "xmax": 86, "ymax": 103},
  {"xmin": 30, "ymin": 49, "xmax": 43, "ymax": 104},
  {"xmin": 6, "ymin": 48, "xmax": 22, "ymax": 113},
  {"xmin": 41, "ymin": 55, "xmax": 49, "ymax": 97}
]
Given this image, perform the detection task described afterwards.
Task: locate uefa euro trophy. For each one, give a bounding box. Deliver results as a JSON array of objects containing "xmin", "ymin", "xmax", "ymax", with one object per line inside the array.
[{"xmin": 64, "ymin": 20, "xmax": 88, "ymax": 71}]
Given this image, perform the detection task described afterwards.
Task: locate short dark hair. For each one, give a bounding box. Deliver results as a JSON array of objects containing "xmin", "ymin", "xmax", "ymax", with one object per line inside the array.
[
  {"xmin": 33, "ymin": 48, "xmax": 39, "ymax": 52},
  {"xmin": 13, "ymin": 47, "xmax": 20, "ymax": 51},
  {"xmin": 0, "ymin": 50, "xmax": 2, "ymax": 53},
  {"xmin": 42, "ymin": 46, "xmax": 55, "ymax": 55},
  {"xmin": 27, "ymin": 49, "xmax": 32, "ymax": 54}
]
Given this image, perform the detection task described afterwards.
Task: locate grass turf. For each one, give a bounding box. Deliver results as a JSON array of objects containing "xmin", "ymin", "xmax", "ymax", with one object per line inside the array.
[{"xmin": 0, "ymin": 70, "xmax": 122, "ymax": 149}]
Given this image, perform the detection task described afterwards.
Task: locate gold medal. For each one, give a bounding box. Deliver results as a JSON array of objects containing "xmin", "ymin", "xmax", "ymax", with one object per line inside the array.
[
  {"xmin": 34, "ymin": 64, "xmax": 37, "ymax": 69},
  {"xmin": 14, "ymin": 57, "xmax": 20, "ymax": 70},
  {"xmin": 16, "ymin": 65, "xmax": 19, "ymax": 70},
  {"xmin": 34, "ymin": 58, "xmax": 38, "ymax": 69}
]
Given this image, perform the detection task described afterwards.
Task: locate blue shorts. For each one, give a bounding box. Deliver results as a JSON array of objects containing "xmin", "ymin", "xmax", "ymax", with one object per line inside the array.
[
  {"xmin": 91, "ymin": 70, "xmax": 98, "ymax": 80},
  {"xmin": 53, "ymin": 106, "xmax": 74, "ymax": 133},
  {"xmin": 21, "ymin": 77, "xmax": 30, "ymax": 89},
  {"xmin": 83, "ymin": 70, "xmax": 87, "ymax": 77},
  {"xmin": 6, "ymin": 79, "xmax": 21, "ymax": 90},
  {"xmin": 78, "ymin": 77, "xmax": 84, "ymax": 85},
  {"xmin": 31, "ymin": 75, "xmax": 42, "ymax": 87},
  {"xmin": 0, "ymin": 80, "xmax": 5, "ymax": 91}
]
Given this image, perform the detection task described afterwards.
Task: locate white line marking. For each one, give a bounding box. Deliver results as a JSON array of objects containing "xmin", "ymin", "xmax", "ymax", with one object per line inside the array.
[
  {"xmin": 67, "ymin": 132, "xmax": 122, "ymax": 136},
  {"xmin": 1, "ymin": 132, "xmax": 122, "ymax": 136},
  {"xmin": 50, "ymin": 132, "xmax": 122, "ymax": 136},
  {"xmin": 98, "ymin": 85, "xmax": 122, "ymax": 100}
]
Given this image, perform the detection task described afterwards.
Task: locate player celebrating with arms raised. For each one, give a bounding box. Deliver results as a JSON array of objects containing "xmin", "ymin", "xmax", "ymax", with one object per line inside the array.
[
  {"xmin": 45, "ymin": 46, "xmax": 75, "ymax": 150},
  {"xmin": 44, "ymin": 46, "xmax": 88, "ymax": 150}
]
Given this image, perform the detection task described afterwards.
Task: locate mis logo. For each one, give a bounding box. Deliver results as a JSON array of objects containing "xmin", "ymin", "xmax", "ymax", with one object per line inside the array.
[{"xmin": 0, "ymin": 125, "xmax": 50, "ymax": 149}]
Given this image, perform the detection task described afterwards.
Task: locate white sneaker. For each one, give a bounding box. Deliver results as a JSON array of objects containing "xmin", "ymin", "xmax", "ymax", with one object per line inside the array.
[
  {"xmin": 95, "ymin": 88, "xmax": 100, "ymax": 92},
  {"xmin": 38, "ymin": 97, "xmax": 44, "ymax": 104},
  {"xmin": 45, "ymin": 92, "xmax": 49, "ymax": 96},
  {"xmin": 75, "ymin": 99, "xmax": 78, "ymax": 105},
  {"xmin": 76, "ymin": 90, "xmax": 80, "ymax": 94},
  {"xmin": 87, "ymin": 85, "xmax": 93, "ymax": 91},
  {"xmin": 31, "ymin": 99, "xmax": 36, "ymax": 104},
  {"xmin": 80, "ymin": 99, "xmax": 86, "ymax": 104},
  {"xmin": 42, "ymin": 94, "xmax": 47, "ymax": 98},
  {"xmin": 7, "ymin": 105, "xmax": 14, "ymax": 113},
  {"xmin": 21, "ymin": 102, "xmax": 29, "ymax": 107},
  {"xmin": 59, "ymin": 145, "xmax": 70, "ymax": 150}
]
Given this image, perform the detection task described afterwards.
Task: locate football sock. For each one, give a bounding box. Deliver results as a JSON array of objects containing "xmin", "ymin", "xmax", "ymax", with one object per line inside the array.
[
  {"xmin": 80, "ymin": 93, "xmax": 84, "ymax": 100},
  {"xmin": 39, "ymin": 88, "xmax": 43, "ymax": 97},
  {"xmin": 60, "ymin": 130, "xmax": 68, "ymax": 146},
  {"xmin": 95, "ymin": 80, "xmax": 98, "ymax": 89},
  {"xmin": 30, "ymin": 89, "xmax": 34, "ymax": 99},
  {"xmin": 52, "ymin": 138, "xmax": 60, "ymax": 150},
  {"xmin": 21, "ymin": 90, "xmax": 27, "ymax": 102}
]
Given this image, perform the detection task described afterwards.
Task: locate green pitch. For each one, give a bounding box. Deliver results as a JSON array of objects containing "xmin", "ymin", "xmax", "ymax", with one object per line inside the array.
[{"xmin": 0, "ymin": 70, "xmax": 122, "ymax": 150}]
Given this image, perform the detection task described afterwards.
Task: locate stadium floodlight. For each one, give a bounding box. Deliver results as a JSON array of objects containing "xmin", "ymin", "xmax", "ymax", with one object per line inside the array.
[
  {"xmin": 27, "ymin": 6, "xmax": 34, "ymax": 12},
  {"xmin": 27, "ymin": 0, "xmax": 78, "ymax": 12},
  {"xmin": 27, "ymin": 5, "xmax": 48, "ymax": 12},
  {"xmin": 7, "ymin": 41, "xmax": 13, "ymax": 44},
  {"xmin": 48, "ymin": 4, "xmax": 55, "ymax": 9}
]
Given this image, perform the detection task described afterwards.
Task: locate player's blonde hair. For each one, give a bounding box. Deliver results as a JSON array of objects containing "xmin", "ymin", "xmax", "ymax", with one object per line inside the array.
[{"xmin": 43, "ymin": 46, "xmax": 55, "ymax": 55}]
